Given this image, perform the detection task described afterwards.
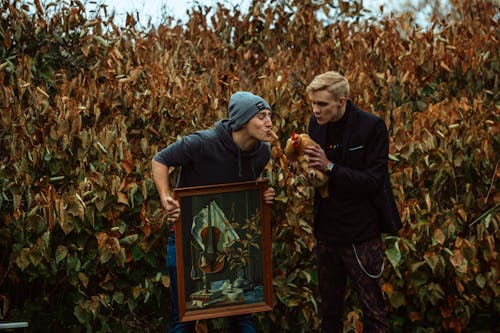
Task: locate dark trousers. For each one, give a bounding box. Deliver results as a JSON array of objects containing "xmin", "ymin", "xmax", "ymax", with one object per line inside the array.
[
  {"xmin": 166, "ymin": 232, "xmax": 256, "ymax": 333},
  {"xmin": 316, "ymin": 238, "xmax": 389, "ymax": 333}
]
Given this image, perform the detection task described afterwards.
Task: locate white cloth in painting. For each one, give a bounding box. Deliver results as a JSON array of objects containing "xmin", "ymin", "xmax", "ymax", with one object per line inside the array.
[{"xmin": 191, "ymin": 200, "xmax": 239, "ymax": 252}]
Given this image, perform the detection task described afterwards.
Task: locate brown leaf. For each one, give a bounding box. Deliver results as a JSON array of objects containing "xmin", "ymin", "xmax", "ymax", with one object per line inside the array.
[
  {"xmin": 433, "ymin": 228, "xmax": 446, "ymax": 245},
  {"xmin": 122, "ymin": 159, "xmax": 134, "ymax": 174},
  {"xmin": 3, "ymin": 31, "xmax": 11, "ymax": 49},
  {"xmin": 195, "ymin": 321, "xmax": 208, "ymax": 333},
  {"xmin": 409, "ymin": 311, "xmax": 422, "ymax": 322},
  {"xmin": 440, "ymin": 305, "xmax": 452, "ymax": 318},
  {"xmin": 117, "ymin": 191, "xmax": 129, "ymax": 206},
  {"xmin": 449, "ymin": 249, "xmax": 466, "ymax": 271}
]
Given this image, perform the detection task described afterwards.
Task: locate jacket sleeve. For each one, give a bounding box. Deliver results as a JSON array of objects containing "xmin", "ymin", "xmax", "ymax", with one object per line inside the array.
[{"xmin": 331, "ymin": 118, "xmax": 388, "ymax": 193}]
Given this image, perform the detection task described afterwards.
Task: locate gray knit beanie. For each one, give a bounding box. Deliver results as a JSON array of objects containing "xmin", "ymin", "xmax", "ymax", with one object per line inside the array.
[{"xmin": 228, "ymin": 91, "xmax": 271, "ymax": 131}]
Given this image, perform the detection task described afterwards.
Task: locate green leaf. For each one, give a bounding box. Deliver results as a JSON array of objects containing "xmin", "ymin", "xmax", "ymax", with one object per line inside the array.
[
  {"xmin": 15, "ymin": 248, "xmax": 31, "ymax": 271},
  {"xmin": 67, "ymin": 254, "xmax": 82, "ymax": 272},
  {"xmin": 388, "ymin": 290, "xmax": 405, "ymax": 308},
  {"xmin": 131, "ymin": 245, "xmax": 145, "ymax": 261},
  {"xmin": 423, "ymin": 254, "xmax": 436, "ymax": 273},
  {"xmin": 74, "ymin": 304, "xmax": 90, "ymax": 324},
  {"xmin": 385, "ymin": 241, "xmax": 401, "ymax": 270},
  {"xmin": 410, "ymin": 270, "xmax": 429, "ymax": 288},
  {"xmin": 119, "ymin": 234, "xmax": 139, "ymax": 246},
  {"xmin": 28, "ymin": 250, "xmax": 43, "ymax": 267},
  {"xmin": 93, "ymin": 35, "xmax": 109, "ymax": 47},
  {"xmin": 55, "ymin": 245, "xmax": 68, "ymax": 264},
  {"xmin": 99, "ymin": 245, "xmax": 113, "ymax": 264},
  {"xmin": 475, "ymin": 274, "xmax": 486, "ymax": 289},
  {"xmin": 113, "ymin": 291, "xmax": 125, "ymax": 304}
]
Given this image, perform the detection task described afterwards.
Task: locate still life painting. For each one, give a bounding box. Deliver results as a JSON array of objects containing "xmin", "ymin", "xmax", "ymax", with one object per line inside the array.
[{"xmin": 173, "ymin": 180, "xmax": 273, "ymax": 321}]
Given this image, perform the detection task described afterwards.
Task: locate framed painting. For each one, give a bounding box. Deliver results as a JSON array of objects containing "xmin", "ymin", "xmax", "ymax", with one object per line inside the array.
[{"xmin": 172, "ymin": 179, "xmax": 273, "ymax": 322}]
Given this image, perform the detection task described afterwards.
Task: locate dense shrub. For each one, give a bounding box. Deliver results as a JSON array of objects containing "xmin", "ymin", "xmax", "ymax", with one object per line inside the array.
[{"xmin": 0, "ymin": 0, "xmax": 498, "ymax": 332}]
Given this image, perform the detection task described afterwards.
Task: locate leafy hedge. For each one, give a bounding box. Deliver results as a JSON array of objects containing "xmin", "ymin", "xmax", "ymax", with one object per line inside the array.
[{"xmin": 0, "ymin": 0, "xmax": 498, "ymax": 332}]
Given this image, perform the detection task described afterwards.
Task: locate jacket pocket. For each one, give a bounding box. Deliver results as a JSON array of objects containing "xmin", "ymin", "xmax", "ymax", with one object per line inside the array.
[
  {"xmin": 347, "ymin": 145, "xmax": 364, "ymax": 151},
  {"xmin": 346, "ymin": 145, "xmax": 365, "ymax": 165}
]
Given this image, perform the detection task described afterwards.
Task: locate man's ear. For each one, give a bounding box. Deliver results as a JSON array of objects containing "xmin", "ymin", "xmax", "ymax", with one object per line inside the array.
[{"xmin": 339, "ymin": 97, "xmax": 347, "ymax": 105}]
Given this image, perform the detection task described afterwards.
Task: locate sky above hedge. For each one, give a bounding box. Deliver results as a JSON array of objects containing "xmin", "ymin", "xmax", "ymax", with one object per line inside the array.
[{"xmin": 96, "ymin": 0, "xmax": 403, "ymax": 26}]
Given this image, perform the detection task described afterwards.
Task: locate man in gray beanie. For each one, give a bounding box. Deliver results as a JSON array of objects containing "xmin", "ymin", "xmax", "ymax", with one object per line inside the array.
[
  {"xmin": 228, "ymin": 91, "xmax": 272, "ymax": 131},
  {"xmin": 152, "ymin": 91, "xmax": 276, "ymax": 333}
]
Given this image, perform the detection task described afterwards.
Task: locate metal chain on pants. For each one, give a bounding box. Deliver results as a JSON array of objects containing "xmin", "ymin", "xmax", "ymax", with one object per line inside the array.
[{"xmin": 352, "ymin": 243, "xmax": 385, "ymax": 279}]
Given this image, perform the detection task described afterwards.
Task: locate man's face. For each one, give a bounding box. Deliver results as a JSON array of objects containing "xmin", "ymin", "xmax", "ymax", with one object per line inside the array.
[
  {"xmin": 245, "ymin": 110, "xmax": 273, "ymax": 142},
  {"xmin": 309, "ymin": 90, "xmax": 346, "ymax": 125}
]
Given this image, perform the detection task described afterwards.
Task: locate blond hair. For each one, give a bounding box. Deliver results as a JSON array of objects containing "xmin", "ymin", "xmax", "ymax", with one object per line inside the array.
[{"xmin": 306, "ymin": 71, "xmax": 350, "ymax": 100}]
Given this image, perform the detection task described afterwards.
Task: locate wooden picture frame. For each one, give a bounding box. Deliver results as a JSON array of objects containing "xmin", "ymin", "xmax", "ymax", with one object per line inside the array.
[{"xmin": 172, "ymin": 179, "xmax": 273, "ymax": 322}]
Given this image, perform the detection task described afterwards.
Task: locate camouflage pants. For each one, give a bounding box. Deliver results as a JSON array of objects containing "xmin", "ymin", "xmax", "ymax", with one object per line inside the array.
[{"xmin": 316, "ymin": 238, "xmax": 389, "ymax": 333}]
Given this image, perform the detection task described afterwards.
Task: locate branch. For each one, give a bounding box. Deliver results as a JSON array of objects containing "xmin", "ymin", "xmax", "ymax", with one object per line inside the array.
[{"xmin": 469, "ymin": 203, "xmax": 500, "ymax": 227}]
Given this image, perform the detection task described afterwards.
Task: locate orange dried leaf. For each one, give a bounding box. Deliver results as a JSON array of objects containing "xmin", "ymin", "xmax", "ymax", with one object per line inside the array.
[{"xmin": 433, "ymin": 228, "xmax": 446, "ymax": 245}]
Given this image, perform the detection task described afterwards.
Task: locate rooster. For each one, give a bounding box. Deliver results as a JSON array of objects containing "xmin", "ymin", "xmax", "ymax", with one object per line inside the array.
[{"xmin": 284, "ymin": 131, "xmax": 329, "ymax": 198}]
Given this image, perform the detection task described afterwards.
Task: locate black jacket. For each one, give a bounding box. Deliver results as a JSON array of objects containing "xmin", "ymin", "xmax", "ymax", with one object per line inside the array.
[{"xmin": 308, "ymin": 101, "xmax": 402, "ymax": 243}]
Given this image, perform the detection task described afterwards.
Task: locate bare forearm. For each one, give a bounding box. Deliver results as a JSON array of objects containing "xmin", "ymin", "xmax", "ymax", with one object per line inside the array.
[
  {"xmin": 152, "ymin": 159, "xmax": 180, "ymax": 220},
  {"xmin": 152, "ymin": 159, "xmax": 171, "ymax": 200}
]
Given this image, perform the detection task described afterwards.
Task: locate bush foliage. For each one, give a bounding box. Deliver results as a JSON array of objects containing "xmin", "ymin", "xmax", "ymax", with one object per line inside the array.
[{"xmin": 0, "ymin": 0, "xmax": 498, "ymax": 332}]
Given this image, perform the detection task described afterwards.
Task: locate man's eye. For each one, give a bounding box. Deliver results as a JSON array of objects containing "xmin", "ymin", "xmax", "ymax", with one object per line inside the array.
[{"xmin": 317, "ymin": 102, "xmax": 328, "ymax": 107}]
